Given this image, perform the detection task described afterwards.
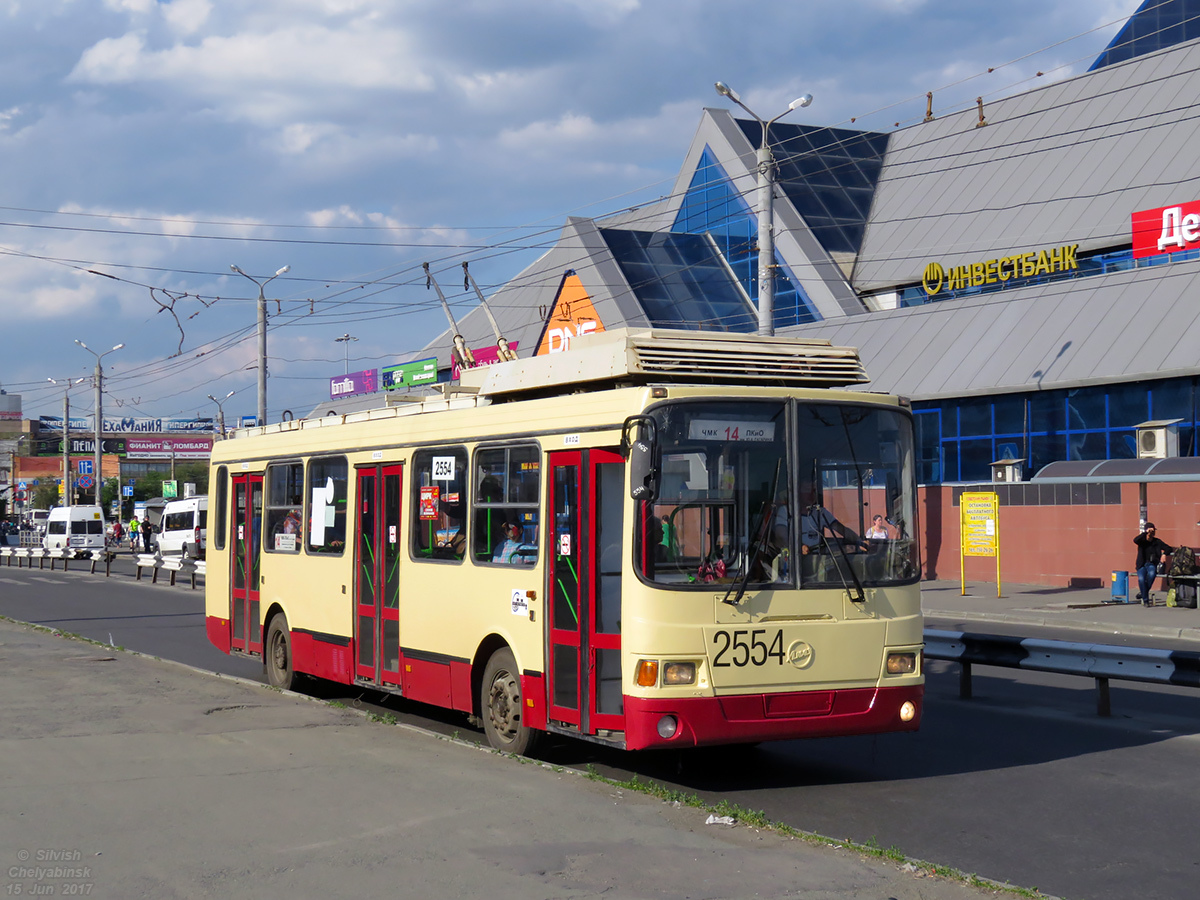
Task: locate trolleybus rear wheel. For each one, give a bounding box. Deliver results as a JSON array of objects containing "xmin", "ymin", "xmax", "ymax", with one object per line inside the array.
[
  {"xmin": 482, "ymin": 647, "xmax": 540, "ymax": 756},
  {"xmin": 265, "ymin": 614, "xmax": 296, "ymax": 691}
]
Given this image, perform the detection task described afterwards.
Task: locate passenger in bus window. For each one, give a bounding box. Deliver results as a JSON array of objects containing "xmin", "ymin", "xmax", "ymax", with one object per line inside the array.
[{"xmin": 492, "ymin": 520, "xmax": 534, "ymax": 565}]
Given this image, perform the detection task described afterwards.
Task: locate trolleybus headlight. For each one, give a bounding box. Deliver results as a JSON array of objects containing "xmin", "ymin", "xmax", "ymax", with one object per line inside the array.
[
  {"xmin": 657, "ymin": 715, "xmax": 679, "ymax": 739},
  {"xmin": 886, "ymin": 652, "xmax": 917, "ymax": 675},
  {"xmin": 899, "ymin": 700, "xmax": 916, "ymax": 722},
  {"xmin": 635, "ymin": 659, "xmax": 659, "ymax": 687},
  {"xmin": 662, "ymin": 662, "xmax": 696, "ymax": 685}
]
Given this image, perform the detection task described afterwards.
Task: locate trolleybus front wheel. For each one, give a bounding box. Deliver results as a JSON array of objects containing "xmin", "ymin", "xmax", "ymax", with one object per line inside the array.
[
  {"xmin": 265, "ymin": 614, "xmax": 296, "ymax": 691},
  {"xmin": 482, "ymin": 647, "xmax": 540, "ymax": 756}
]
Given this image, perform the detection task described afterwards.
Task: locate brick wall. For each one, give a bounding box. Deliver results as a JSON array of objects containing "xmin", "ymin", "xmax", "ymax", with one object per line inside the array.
[{"xmin": 920, "ymin": 482, "xmax": 1200, "ymax": 588}]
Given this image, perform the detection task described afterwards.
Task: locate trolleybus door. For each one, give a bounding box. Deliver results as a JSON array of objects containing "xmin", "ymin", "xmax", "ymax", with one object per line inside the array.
[
  {"xmin": 547, "ymin": 449, "xmax": 625, "ymax": 735},
  {"xmin": 354, "ymin": 464, "xmax": 404, "ymax": 686},
  {"xmin": 230, "ymin": 473, "xmax": 263, "ymax": 654}
]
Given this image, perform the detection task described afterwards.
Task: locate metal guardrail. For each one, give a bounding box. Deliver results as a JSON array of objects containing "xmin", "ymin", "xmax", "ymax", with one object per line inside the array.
[
  {"xmin": 134, "ymin": 552, "xmax": 204, "ymax": 588},
  {"xmin": 925, "ymin": 629, "xmax": 1200, "ymax": 716},
  {"xmin": 0, "ymin": 547, "xmax": 199, "ymax": 582}
]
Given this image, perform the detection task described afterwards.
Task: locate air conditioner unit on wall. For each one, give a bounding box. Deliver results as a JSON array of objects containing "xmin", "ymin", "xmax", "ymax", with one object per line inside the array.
[{"xmin": 1136, "ymin": 419, "xmax": 1182, "ymax": 460}]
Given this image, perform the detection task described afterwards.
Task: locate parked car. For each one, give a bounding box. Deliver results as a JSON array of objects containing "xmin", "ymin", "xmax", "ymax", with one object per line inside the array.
[
  {"xmin": 43, "ymin": 505, "xmax": 107, "ymax": 551},
  {"xmin": 157, "ymin": 496, "xmax": 208, "ymax": 559}
]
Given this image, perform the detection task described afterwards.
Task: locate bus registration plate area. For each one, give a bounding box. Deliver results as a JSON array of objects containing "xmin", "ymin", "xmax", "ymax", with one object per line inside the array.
[{"xmin": 703, "ymin": 619, "xmax": 888, "ymax": 688}]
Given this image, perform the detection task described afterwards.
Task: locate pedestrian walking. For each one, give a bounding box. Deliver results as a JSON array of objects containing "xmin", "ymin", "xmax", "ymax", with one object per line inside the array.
[
  {"xmin": 128, "ymin": 517, "xmax": 140, "ymax": 554},
  {"xmin": 1134, "ymin": 522, "xmax": 1174, "ymax": 606}
]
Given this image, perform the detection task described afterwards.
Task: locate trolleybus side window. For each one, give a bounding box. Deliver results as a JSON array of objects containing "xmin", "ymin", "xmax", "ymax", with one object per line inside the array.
[
  {"xmin": 306, "ymin": 456, "xmax": 348, "ymax": 554},
  {"xmin": 472, "ymin": 444, "xmax": 539, "ymax": 566},
  {"xmin": 412, "ymin": 447, "xmax": 468, "ymax": 562},
  {"xmin": 214, "ymin": 466, "xmax": 227, "ymax": 551},
  {"xmin": 265, "ymin": 461, "xmax": 304, "ymax": 553}
]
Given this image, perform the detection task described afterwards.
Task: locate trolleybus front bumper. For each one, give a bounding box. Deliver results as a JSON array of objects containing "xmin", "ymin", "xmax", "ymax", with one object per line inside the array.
[{"xmin": 622, "ymin": 684, "xmax": 923, "ymax": 751}]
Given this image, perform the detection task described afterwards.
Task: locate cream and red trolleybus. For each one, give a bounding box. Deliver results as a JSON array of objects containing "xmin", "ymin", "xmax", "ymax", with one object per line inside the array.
[{"xmin": 205, "ymin": 328, "xmax": 923, "ymax": 753}]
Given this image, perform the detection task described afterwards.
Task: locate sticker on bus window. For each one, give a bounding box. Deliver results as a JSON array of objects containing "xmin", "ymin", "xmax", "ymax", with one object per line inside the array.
[
  {"xmin": 389, "ymin": 525, "xmax": 397, "ymax": 544},
  {"xmin": 419, "ymin": 486, "xmax": 439, "ymax": 520},
  {"xmin": 432, "ymin": 456, "xmax": 455, "ymax": 481},
  {"xmin": 687, "ymin": 419, "xmax": 776, "ymax": 442},
  {"xmin": 558, "ymin": 533, "xmax": 571, "ymax": 556},
  {"xmin": 275, "ymin": 533, "xmax": 297, "ymax": 552}
]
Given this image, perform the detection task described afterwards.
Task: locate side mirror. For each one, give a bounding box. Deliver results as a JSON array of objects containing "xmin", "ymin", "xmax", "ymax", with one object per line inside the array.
[{"xmin": 622, "ymin": 415, "xmax": 658, "ymax": 502}]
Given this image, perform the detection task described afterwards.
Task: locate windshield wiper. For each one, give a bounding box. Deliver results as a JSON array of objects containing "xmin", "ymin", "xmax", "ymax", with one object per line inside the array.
[
  {"xmin": 722, "ymin": 459, "xmax": 781, "ymax": 607},
  {"xmin": 817, "ymin": 526, "xmax": 866, "ymax": 604}
]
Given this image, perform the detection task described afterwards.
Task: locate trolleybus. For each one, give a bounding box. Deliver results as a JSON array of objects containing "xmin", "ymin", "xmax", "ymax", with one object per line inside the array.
[{"xmin": 204, "ymin": 328, "xmax": 923, "ymax": 753}]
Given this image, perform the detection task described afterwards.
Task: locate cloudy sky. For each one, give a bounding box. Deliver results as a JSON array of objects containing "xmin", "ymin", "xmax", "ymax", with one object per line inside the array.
[{"xmin": 1, "ymin": 0, "xmax": 1138, "ymax": 423}]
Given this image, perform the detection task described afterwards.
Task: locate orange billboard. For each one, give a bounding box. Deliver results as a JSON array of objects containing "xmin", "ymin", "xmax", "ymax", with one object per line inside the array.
[{"xmin": 536, "ymin": 273, "xmax": 605, "ymax": 356}]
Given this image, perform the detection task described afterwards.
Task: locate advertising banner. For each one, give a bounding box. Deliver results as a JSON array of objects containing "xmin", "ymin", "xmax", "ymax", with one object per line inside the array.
[
  {"xmin": 124, "ymin": 437, "xmax": 214, "ymax": 460},
  {"xmin": 40, "ymin": 415, "xmax": 215, "ymax": 434},
  {"xmin": 328, "ymin": 368, "xmax": 379, "ymax": 400},
  {"xmin": 381, "ymin": 358, "xmax": 438, "ymax": 391},
  {"xmin": 451, "ymin": 341, "xmax": 519, "ymax": 380}
]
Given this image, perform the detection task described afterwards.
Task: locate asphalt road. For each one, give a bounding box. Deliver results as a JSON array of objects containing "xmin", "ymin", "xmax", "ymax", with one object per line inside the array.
[{"xmin": 2, "ymin": 561, "xmax": 1199, "ymax": 900}]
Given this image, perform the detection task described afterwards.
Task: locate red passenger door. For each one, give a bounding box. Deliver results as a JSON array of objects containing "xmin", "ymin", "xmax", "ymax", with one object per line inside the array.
[
  {"xmin": 354, "ymin": 464, "xmax": 403, "ymax": 685},
  {"xmin": 230, "ymin": 473, "xmax": 263, "ymax": 654},
  {"xmin": 546, "ymin": 449, "xmax": 625, "ymax": 735}
]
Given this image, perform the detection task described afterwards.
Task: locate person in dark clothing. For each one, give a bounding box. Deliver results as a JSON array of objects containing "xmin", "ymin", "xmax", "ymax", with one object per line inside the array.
[{"xmin": 1134, "ymin": 522, "xmax": 1174, "ymax": 606}]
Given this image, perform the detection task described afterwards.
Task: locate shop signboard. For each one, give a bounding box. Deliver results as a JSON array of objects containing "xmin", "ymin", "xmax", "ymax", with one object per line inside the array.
[
  {"xmin": 1132, "ymin": 199, "xmax": 1200, "ymax": 259},
  {"xmin": 124, "ymin": 437, "xmax": 214, "ymax": 460}
]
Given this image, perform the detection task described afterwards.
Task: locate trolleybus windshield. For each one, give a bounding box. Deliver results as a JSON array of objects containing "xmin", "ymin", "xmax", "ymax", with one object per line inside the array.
[{"xmin": 638, "ymin": 399, "xmax": 918, "ymax": 588}]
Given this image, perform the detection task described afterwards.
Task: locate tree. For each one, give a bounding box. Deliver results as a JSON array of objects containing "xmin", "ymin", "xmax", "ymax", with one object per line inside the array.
[{"xmin": 32, "ymin": 484, "xmax": 58, "ymax": 509}]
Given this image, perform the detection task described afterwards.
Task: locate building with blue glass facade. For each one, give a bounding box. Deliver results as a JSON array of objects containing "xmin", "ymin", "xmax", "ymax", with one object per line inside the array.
[{"xmin": 391, "ymin": 1, "xmax": 1200, "ymax": 490}]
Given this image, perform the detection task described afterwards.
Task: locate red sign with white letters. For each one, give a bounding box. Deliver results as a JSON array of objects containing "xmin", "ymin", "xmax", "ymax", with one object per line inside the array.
[{"xmin": 1132, "ymin": 200, "xmax": 1200, "ymax": 259}]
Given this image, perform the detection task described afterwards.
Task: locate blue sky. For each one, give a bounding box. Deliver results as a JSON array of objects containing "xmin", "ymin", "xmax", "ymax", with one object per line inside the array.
[{"xmin": 0, "ymin": 0, "xmax": 1137, "ymax": 423}]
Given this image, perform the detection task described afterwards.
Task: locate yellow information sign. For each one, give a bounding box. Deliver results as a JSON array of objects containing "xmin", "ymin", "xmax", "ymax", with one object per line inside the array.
[{"xmin": 960, "ymin": 491, "xmax": 1001, "ymax": 597}]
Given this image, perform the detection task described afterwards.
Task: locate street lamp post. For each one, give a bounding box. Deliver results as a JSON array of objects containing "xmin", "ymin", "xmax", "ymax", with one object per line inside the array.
[
  {"xmin": 230, "ymin": 264, "xmax": 290, "ymax": 427},
  {"xmin": 207, "ymin": 390, "xmax": 237, "ymax": 439},
  {"xmin": 334, "ymin": 333, "xmax": 358, "ymax": 374},
  {"xmin": 48, "ymin": 377, "xmax": 85, "ymax": 507},
  {"xmin": 75, "ymin": 340, "xmax": 123, "ymax": 508},
  {"xmin": 714, "ymin": 81, "xmax": 812, "ymax": 336}
]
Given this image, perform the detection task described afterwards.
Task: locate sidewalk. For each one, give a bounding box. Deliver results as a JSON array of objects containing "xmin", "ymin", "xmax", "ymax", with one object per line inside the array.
[
  {"xmin": 0, "ymin": 619, "xmax": 1002, "ymax": 900},
  {"xmin": 923, "ymin": 579, "xmax": 1200, "ymax": 644}
]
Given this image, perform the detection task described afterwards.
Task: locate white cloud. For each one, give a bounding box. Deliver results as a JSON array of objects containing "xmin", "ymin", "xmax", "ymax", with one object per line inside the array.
[{"xmin": 162, "ymin": 0, "xmax": 212, "ymax": 35}]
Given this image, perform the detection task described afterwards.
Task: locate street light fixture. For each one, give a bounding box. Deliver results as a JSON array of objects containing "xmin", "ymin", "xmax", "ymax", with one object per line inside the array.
[
  {"xmin": 230, "ymin": 263, "xmax": 290, "ymax": 427},
  {"xmin": 75, "ymin": 340, "xmax": 123, "ymax": 507},
  {"xmin": 334, "ymin": 333, "xmax": 358, "ymax": 374},
  {"xmin": 714, "ymin": 81, "xmax": 813, "ymax": 336},
  {"xmin": 48, "ymin": 376, "xmax": 86, "ymax": 507},
  {"xmin": 207, "ymin": 389, "xmax": 237, "ymax": 439}
]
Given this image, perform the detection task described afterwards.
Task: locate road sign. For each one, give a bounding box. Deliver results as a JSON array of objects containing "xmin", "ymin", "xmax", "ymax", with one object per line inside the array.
[
  {"xmin": 18, "ymin": 481, "xmax": 27, "ymax": 490},
  {"xmin": 77, "ymin": 460, "xmax": 93, "ymax": 475},
  {"xmin": 241, "ymin": 415, "xmax": 259, "ymax": 428},
  {"xmin": 122, "ymin": 486, "xmax": 134, "ymax": 497},
  {"xmin": 77, "ymin": 474, "xmax": 95, "ymax": 489}
]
